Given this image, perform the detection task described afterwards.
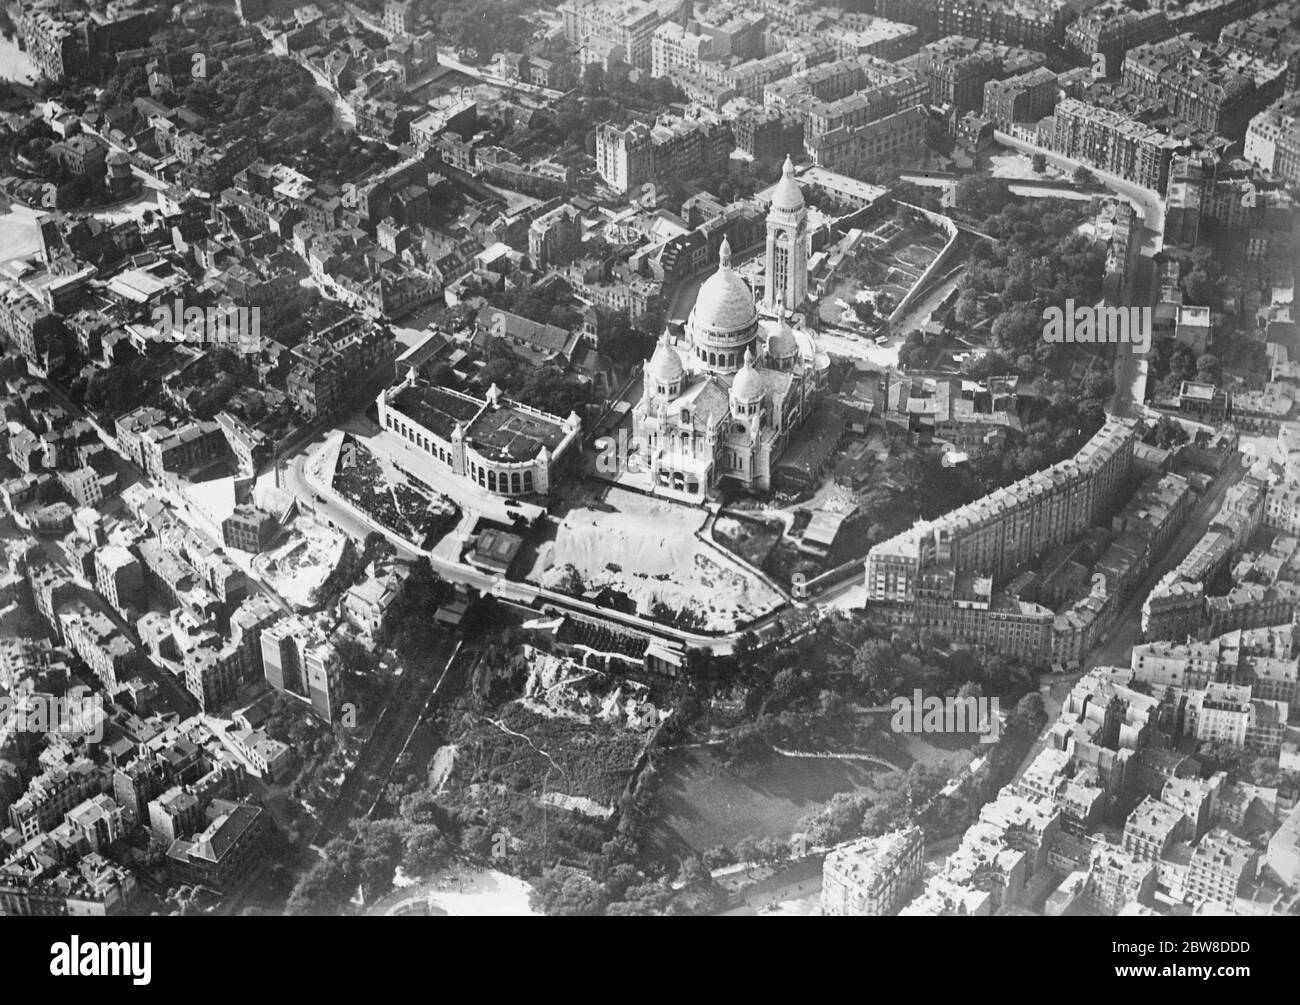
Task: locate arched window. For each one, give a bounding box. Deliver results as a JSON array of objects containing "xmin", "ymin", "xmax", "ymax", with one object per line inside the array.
[{"xmin": 488, "ymin": 470, "xmax": 497, "ymax": 492}]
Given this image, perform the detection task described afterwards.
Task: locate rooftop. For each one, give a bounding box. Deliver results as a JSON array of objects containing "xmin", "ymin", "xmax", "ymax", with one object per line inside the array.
[{"xmin": 466, "ymin": 400, "xmax": 569, "ymax": 463}]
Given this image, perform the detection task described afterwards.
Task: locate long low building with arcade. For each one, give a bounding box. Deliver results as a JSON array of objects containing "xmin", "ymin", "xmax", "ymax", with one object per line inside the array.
[{"xmin": 377, "ymin": 374, "xmax": 581, "ymax": 498}]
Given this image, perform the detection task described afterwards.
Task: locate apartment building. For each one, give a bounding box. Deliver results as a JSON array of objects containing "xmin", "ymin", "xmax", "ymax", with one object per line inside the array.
[
  {"xmin": 821, "ymin": 827, "xmax": 924, "ymax": 916},
  {"xmin": 165, "ymin": 799, "xmax": 268, "ymax": 892},
  {"xmin": 0, "ymin": 276, "xmax": 66, "ymax": 376},
  {"xmin": 868, "ymin": 416, "xmax": 1137, "ymax": 603},
  {"xmin": 902, "ymin": 794, "xmax": 1059, "ymax": 915},
  {"xmin": 1123, "ymin": 796, "xmax": 1190, "ymax": 862},
  {"xmin": 64, "ymin": 794, "xmax": 124, "ymax": 854},
  {"xmin": 258, "ymin": 615, "xmax": 342, "ymax": 722},
  {"xmin": 27, "ymin": 562, "xmax": 76, "ymax": 641},
  {"xmin": 114, "ymin": 407, "xmax": 226, "ymax": 481},
  {"xmin": 0, "ymin": 851, "xmax": 136, "ymax": 916},
  {"xmin": 908, "ymin": 35, "xmax": 1045, "ymax": 113},
  {"xmin": 807, "ymin": 105, "xmax": 929, "ymax": 174},
  {"xmin": 1065, "ymin": 3, "xmax": 1171, "ymax": 76},
  {"xmin": 876, "ymin": 0, "xmax": 1071, "ymax": 49},
  {"xmin": 147, "ymin": 785, "xmax": 204, "ymax": 844},
  {"xmin": 1185, "ymin": 829, "xmax": 1258, "ymax": 906},
  {"xmin": 1220, "ymin": 0, "xmax": 1300, "ymax": 91},
  {"xmin": 1267, "ymin": 802, "xmax": 1300, "ymax": 885},
  {"xmin": 8, "ymin": 759, "xmax": 101, "ymax": 841},
  {"xmin": 596, "ymin": 118, "xmax": 734, "ymax": 194},
  {"xmin": 1085, "ymin": 846, "xmax": 1156, "ymax": 914},
  {"xmin": 527, "ymin": 204, "xmax": 582, "ymax": 272},
  {"xmin": 560, "ymin": 0, "xmax": 686, "ymax": 70},
  {"xmin": 1186, "ymin": 681, "xmax": 1288, "ymax": 755},
  {"xmin": 93, "ymin": 545, "xmax": 143, "ymax": 615},
  {"xmin": 1122, "ymin": 36, "xmax": 1285, "ymax": 139},
  {"xmin": 651, "ymin": 21, "xmax": 712, "ymax": 78},
  {"xmin": 1245, "ymin": 99, "xmax": 1300, "ymax": 185},
  {"xmin": 982, "ymin": 65, "xmax": 1058, "ymax": 129},
  {"xmin": 1049, "ymin": 96, "xmax": 1185, "ymax": 191},
  {"xmin": 59, "ymin": 602, "xmax": 135, "ymax": 692},
  {"xmin": 1131, "ymin": 639, "xmax": 1219, "ymax": 694},
  {"xmin": 285, "ymin": 315, "xmax": 394, "ymax": 420}
]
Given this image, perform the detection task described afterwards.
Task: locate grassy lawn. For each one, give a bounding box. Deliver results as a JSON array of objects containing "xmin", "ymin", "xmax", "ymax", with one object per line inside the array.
[{"xmin": 653, "ymin": 746, "xmax": 888, "ymax": 854}]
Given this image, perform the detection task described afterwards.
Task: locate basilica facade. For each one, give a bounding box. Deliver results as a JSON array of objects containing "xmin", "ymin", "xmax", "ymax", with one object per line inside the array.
[{"xmin": 630, "ymin": 158, "xmax": 828, "ymax": 498}]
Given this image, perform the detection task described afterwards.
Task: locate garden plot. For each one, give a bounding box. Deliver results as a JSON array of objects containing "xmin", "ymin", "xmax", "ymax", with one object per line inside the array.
[
  {"xmin": 332, "ymin": 435, "xmax": 460, "ymax": 548},
  {"xmin": 526, "ymin": 488, "xmax": 783, "ymax": 631},
  {"xmin": 817, "ymin": 218, "xmax": 947, "ymax": 325}
]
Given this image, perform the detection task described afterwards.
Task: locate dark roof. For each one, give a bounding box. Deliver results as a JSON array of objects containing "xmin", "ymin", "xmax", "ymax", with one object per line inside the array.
[
  {"xmin": 465, "ymin": 402, "xmax": 567, "ymax": 462},
  {"xmin": 391, "ymin": 384, "xmax": 482, "ymax": 439},
  {"xmin": 478, "ymin": 309, "xmax": 573, "ymax": 357},
  {"xmin": 192, "ymin": 804, "xmax": 262, "ymax": 863}
]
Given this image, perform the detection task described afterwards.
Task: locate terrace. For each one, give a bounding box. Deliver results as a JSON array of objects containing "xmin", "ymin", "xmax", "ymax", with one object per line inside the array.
[
  {"xmin": 466, "ymin": 403, "xmax": 568, "ymax": 464},
  {"xmin": 391, "ymin": 384, "xmax": 483, "ymax": 440}
]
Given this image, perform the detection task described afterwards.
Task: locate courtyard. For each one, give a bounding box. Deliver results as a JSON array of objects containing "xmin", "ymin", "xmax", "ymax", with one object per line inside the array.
[
  {"xmin": 523, "ymin": 485, "xmax": 783, "ymax": 632},
  {"xmin": 816, "ymin": 216, "xmax": 949, "ymax": 329}
]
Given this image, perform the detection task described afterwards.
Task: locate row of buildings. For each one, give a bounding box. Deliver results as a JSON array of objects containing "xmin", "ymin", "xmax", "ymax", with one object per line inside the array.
[
  {"xmin": 828, "ymin": 655, "xmax": 1300, "ymax": 914},
  {"xmin": 864, "ymin": 416, "xmax": 1140, "ymax": 653}
]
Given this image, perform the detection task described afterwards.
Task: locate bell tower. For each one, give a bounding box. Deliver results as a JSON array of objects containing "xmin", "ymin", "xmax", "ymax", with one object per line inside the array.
[{"xmin": 764, "ymin": 155, "xmax": 808, "ymax": 312}]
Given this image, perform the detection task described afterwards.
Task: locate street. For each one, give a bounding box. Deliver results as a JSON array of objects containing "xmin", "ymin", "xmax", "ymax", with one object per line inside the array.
[{"xmin": 1011, "ymin": 450, "xmax": 1248, "ymax": 782}]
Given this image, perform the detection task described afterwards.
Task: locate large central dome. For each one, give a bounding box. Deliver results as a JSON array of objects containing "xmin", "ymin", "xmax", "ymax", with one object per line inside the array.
[{"xmin": 690, "ymin": 237, "xmax": 758, "ymax": 339}]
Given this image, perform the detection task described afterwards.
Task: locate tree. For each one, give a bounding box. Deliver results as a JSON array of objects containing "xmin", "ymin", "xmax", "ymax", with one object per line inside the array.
[
  {"xmin": 677, "ymin": 856, "xmax": 711, "ymax": 888},
  {"xmin": 1196, "ymin": 353, "xmax": 1222, "ymax": 385},
  {"xmin": 402, "ymin": 826, "xmax": 452, "ymax": 877},
  {"xmin": 721, "ymin": 722, "xmax": 772, "ymax": 774},
  {"xmin": 532, "ymin": 865, "xmax": 611, "ymax": 916},
  {"xmin": 735, "ymin": 836, "xmax": 762, "ymax": 873},
  {"xmin": 287, "ymin": 838, "xmax": 360, "ymax": 915},
  {"xmin": 954, "ymin": 290, "xmax": 980, "ymax": 325},
  {"xmin": 818, "ymin": 689, "xmax": 847, "ymax": 717},
  {"xmin": 1031, "ymin": 152, "xmax": 1047, "ymax": 173},
  {"xmin": 954, "ymin": 175, "xmax": 1014, "ymax": 216},
  {"xmin": 1073, "ymin": 165, "xmax": 1094, "ymax": 186},
  {"xmin": 1150, "ymin": 414, "xmax": 1189, "ymax": 449},
  {"xmin": 851, "ymin": 639, "xmax": 898, "ymax": 698},
  {"xmin": 581, "ymin": 63, "xmax": 605, "ymax": 96}
]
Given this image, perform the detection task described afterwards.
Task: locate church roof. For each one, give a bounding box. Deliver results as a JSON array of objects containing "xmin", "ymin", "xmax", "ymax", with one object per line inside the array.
[
  {"xmin": 767, "ymin": 314, "xmax": 799, "ymax": 360},
  {"xmin": 733, "ymin": 349, "xmax": 764, "ymax": 401},
  {"xmin": 674, "ymin": 376, "xmax": 732, "ymax": 430},
  {"xmin": 690, "ymin": 238, "xmax": 757, "ymax": 335},
  {"xmin": 646, "ymin": 334, "xmax": 684, "ymax": 384}
]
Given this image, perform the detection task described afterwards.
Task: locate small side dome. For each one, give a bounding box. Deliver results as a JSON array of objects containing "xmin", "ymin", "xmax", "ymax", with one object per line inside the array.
[
  {"xmin": 732, "ymin": 347, "xmax": 764, "ymax": 402},
  {"xmin": 647, "ymin": 333, "xmax": 684, "ymax": 385},
  {"xmin": 767, "ymin": 314, "xmax": 799, "ymax": 363}
]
